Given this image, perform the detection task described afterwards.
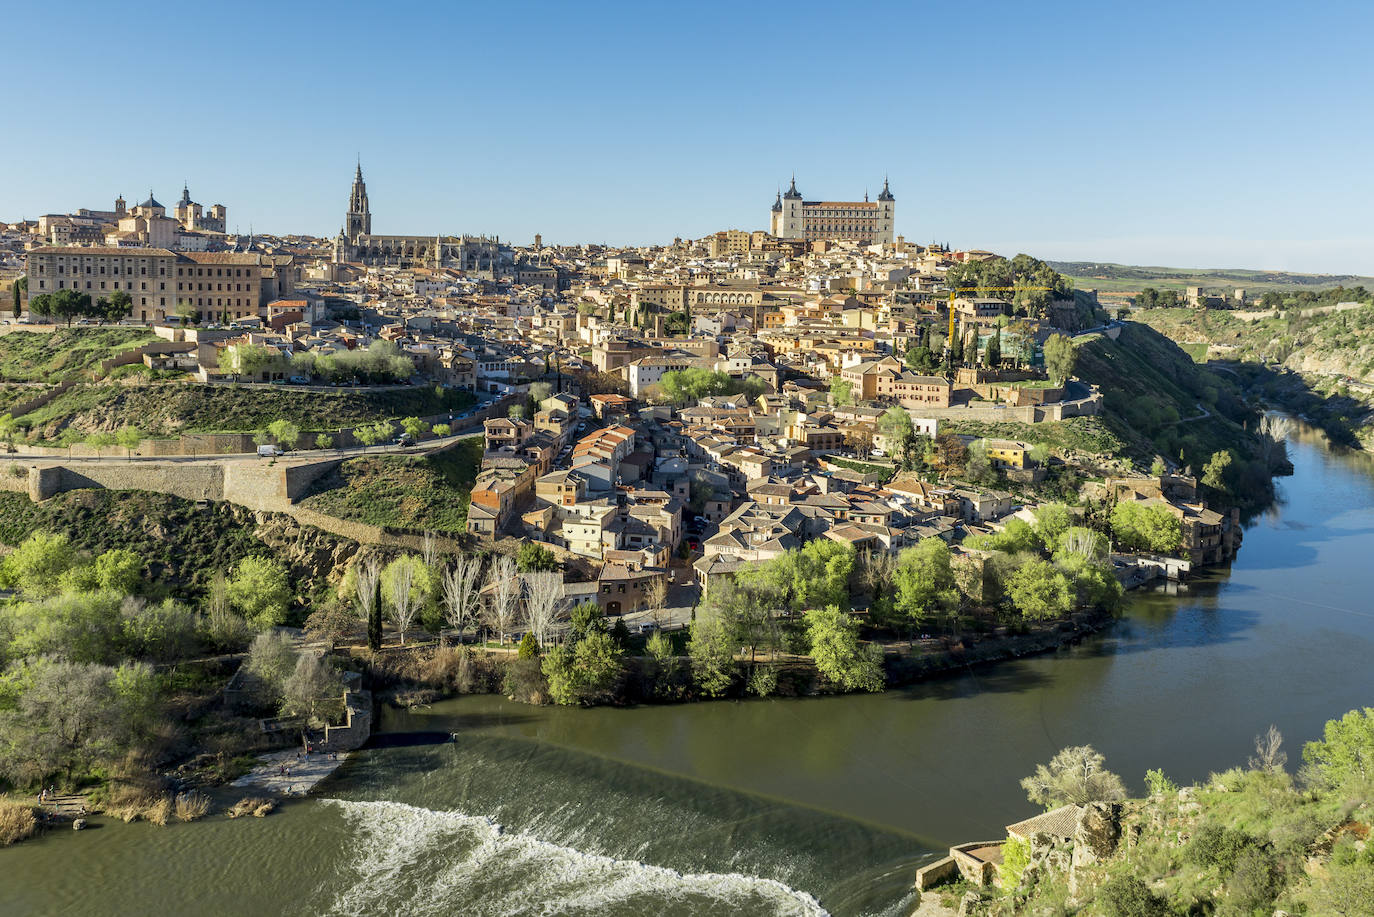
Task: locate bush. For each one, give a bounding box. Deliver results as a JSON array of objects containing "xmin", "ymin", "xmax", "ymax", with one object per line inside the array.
[
  {"xmin": 0, "ymin": 797, "xmax": 37, "ymax": 846},
  {"xmin": 1095, "ymin": 875, "xmax": 1170, "ymax": 917},
  {"xmin": 174, "ymin": 791, "xmax": 211, "ymax": 822},
  {"xmin": 1187, "ymin": 825, "xmax": 1261, "ymax": 874}
]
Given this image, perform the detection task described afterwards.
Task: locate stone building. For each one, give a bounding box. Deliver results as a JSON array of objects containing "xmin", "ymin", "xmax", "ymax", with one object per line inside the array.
[
  {"xmin": 332, "ymin": 163, "xmax": 505, "ymax": 273},
  {"xmin": 769, "ymin": 176, "xmax": 895, "ymax": 244}
]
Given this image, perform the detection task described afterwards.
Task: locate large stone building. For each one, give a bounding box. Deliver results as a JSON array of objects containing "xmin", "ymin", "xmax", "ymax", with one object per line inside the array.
[
  {"xmin": 332, "ymin": 163, "xmax": 505, "ymax": 273},
  {"xmin": 26, "ymin": 247, "xmax": 284, "ymax": 323},
  {"xmin": 37, "ymin": 188, "xmax": 227, "ymax": 250},
  {"xmin": 769, "ymin": 177, "xmax": 895, "ymax": 245}
]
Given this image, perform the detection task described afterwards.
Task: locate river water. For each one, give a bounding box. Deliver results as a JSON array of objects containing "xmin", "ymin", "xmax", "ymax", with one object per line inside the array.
[{"xmin": 4, "ymin": 425, "xmax": 1374, "ymax": 917}]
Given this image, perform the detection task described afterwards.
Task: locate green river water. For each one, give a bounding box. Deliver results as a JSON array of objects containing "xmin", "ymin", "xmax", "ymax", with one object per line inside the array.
[{"xmin": 3, "ymin": 424, "xmax": 1373, "ymax": 916}]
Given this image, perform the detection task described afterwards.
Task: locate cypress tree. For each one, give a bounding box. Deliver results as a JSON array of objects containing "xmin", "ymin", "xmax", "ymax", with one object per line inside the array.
[
  {"xmin": 986, "ymin": 328, "xmax": 1001, "ymax": 367},
  {"xmin": 369, "ymin": 574, "xmax": 383, "ymax": 651}
]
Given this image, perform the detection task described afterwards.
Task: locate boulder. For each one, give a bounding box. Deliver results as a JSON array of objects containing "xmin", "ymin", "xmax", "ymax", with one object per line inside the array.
[
  {"xmin": 72, "ymin": 818, "xmax": 87, "ymax": 831},
  {"xmin": 1068, "ymin": 802, "xmax": 1122, "ymax": 898}
]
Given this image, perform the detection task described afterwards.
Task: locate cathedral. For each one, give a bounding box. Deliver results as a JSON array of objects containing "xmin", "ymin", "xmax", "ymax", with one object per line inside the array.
[{"xmin": 332, "ymin": 162, "xmax": 505, "ymax": 273}]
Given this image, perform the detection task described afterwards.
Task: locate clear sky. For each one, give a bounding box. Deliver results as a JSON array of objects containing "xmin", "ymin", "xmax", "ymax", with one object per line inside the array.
[{"xmin": 7, "ymin": 0, "xmax": 1373, "ymax": 273}]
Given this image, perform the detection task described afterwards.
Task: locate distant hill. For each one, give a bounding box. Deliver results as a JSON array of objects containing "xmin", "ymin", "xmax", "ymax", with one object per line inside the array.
[{"xmin": 1047, "ymin": 261, "xmax": 1374, "ymax": 295}]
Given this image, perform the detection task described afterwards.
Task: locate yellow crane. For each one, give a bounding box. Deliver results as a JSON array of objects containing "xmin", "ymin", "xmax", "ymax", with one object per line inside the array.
[{"xmin": 944, "ymin": 285, "xmax": 1054, "ymax": 353}]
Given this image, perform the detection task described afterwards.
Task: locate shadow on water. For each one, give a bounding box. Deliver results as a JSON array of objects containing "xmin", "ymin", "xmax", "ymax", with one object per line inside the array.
[{"xmin": 891, "ymin": 657, "xmax": 1052, "ymax": 701}]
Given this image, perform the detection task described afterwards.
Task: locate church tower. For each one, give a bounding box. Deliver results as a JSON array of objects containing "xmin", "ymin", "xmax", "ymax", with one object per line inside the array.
[{"xmin": 345, "ymin": 162, "xmax": 371, "ymax": 240}]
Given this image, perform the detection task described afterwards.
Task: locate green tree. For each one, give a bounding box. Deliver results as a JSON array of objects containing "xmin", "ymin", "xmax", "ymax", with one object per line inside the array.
[
  {"xmin": 93, "ymin": 548, "xmax": 143, "ymax": 594},
  {"xmin": 115, "ymin": 426, "xmax": 142, "ymax": 460},
  {"xmin": 11, "ymin": 279, "xmax": 20, "ymax": 319},
  {"xmin": 542, "ymin": 630, "xmax": 623, "ymax": 706},
  {"xmin": 0, "ymin": 531, "xmax": 76, "ymax": 595},
  {"xmin": 315, "ymin": 433, "xmax": 334, "ymax": 450},
  {"xmin": 1033, "ymin": 503, "xmax": 1073, "ymax": 549},
  {"xmin": 104, "ymin": 290, "xmax": 133, "ymax": 321},
  {"xmin": 569, "ymin": 600, "xmax": 606, "ymax": 639},
  {"xmin": 804, "ymin": 605, "xmax": 884, "ymax": 692},
  {"xmin": 1110, "ymin": 501, "xmax": 1183, "ymax": 555},
  {"xmin": 688, "ymin": 603, "xmax": 736, "ymax": 697},
  {"xmin": 266, "ymin": 419, "xmax": 301, "ymax": 451},
  {"xmin": 1302, "ymin": 707, "xmax": 1374, "ymax": 791},
  {"xmin": 400, "ymin": 416, "xmax": 431, "ymax": 440},
  {"xmin": 517, "ymin": 631, "xmax": 540, "ymax": 659},
  {"xmin": 280, "ymin": 653, "xmax": 345, "ymax": 727},
  {"xmin": 226, "ymin": 556, "xmax": 292, "ymax": 630},
  {"xmin": 984, "ymin": 326, "xmax": 1002, "ymax": 367},
  {"xmin": 829, "ymin": 375, "xmax": 854, "ymax": 406},
  {"xmin": 1043, "ymin": 333, "xmax": 1079, "ymax": 386},
  {"xmin": 1202, "ymin": 449, "xmax": 1234, "ymax": 493},
  {"xmin": 1095, "ymin": 876, "xmax": 1171, "ymax": 917},
  {"xmin": 1020, "ymin": 745, "xmax": 1127, "ymax": 809},
  {"xmin": 1007, "ymin": 558, "xmax": 1074, "ymax": 620},
  {"xmin": 516, "ymin": 542, "xmax": 559, "ymax": 573},
  {"xmin": 354, "ymin": 422, "xmax": 385, "ymax": 451},
  {"xmin": 876, "ymin": 406, "xmax": 913, "ymax": 451},
  {"xmin": 430, "ymin": 423, "xmax": 451, "ymax": 438},
  {"xmin": 892, "ymin": 538, "xmax": 957, "ymax": 637}
]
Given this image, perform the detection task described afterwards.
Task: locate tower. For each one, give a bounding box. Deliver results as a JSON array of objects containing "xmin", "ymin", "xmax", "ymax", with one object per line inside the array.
[
  {"xmin": 781, "ymin": 176, "xmax": 803, "ymax": 239},
  {"xmin": 875, "ymin": 177, "xmax": 895, "ymax": 244},
  {"xmin": 345, "ymin": 162, "xmax": 371, "ymax": 240},
  {"xmin": 769, "ymin": 190, "xmax": 783, "ymax": 236}
]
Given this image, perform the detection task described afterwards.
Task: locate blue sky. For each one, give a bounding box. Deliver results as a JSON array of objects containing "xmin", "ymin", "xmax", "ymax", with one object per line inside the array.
[{"xmin": 6, "ymin": 0, "xmax": 1373, "ymax": 272}]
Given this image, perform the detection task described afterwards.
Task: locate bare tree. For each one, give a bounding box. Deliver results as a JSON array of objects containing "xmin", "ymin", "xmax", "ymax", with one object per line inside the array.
[
  {"xmin": 386, "ymin": 558, "xmax": 418, "ymax": 646},
  {"xmin": 1249, "ymin": 724, "xmax": 1288, "ymax": 774},
  {"xmin": 485, "ymin": 556, "xmax": 519, "ymax": 643},
  {"xmin": 522, "ymin": 571, "xmax": 563, "ymax": 647},
  {"xmin": 354, "ymin": 557, "xmax": 380, "ymax": 623},
  {"xmin": 421, "ymin": 531, "xmax": 441, "ymax": 570},
  {"xmin": 645, "ymin": 575, "xmax": 669, "ymax": 628},
  {"xmin": 441, "ymin": 554, "xmax": 483, "ymax": 641}
]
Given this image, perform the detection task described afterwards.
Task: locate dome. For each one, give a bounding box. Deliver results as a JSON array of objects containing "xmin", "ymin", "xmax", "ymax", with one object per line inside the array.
[{"xmin": 140, "ymin": 191, "xmax": 163, "ymax": 209}]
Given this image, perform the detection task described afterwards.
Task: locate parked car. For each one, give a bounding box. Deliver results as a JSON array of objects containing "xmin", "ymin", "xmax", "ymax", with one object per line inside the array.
[
  {"xmin": 257, "ymin": 445, "xmax": 283, "ymax": 458},
  {"xmin": 288, "ymin": 375, "xmax": 310, "ymax": 385},
  {"xmin": 395, "ymin": 433, "xmax": 415, "ymax": 446},
  {"xmin": 636, "ymin": 622, "xmax": 658, "ymax": 635}
]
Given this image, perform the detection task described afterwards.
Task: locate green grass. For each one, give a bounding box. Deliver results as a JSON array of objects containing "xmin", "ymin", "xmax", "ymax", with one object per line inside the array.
[
  {"xmin": 299, "ymin": 436, "xmax": 483, "ymax": 534},
  {"xmin": 0, "ymin": 328, "xmax": 158, "ymax": 383},
  {"xmin": 944, "ymin": 415, "xmax": 1125, "ymax": 455},
  {"xmin": 15, "ymin": 382, "xmax": 475, "ymax": 440}
]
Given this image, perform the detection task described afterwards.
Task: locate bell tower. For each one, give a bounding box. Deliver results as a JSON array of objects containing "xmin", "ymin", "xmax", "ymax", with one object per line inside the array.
[{"xmin": 345, "ymin": 161, "xmax": 371, "ymax": 240}]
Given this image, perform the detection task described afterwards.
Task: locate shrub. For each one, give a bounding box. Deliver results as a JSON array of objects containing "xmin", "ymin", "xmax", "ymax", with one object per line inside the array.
[
  {"xmin": 1145, "ymin": 768, "xmax": 1178, "ymax": 797},
  {"xmin": 174, "ymin": 791, "xmax": 211, "ymax": 822},
  {"xmin": 0, "ymin": 797, "xmax": 37, "ymax": 846},
  {"xmin": 1095, "ymin": 875, "xmax": 1170, "ymax": 917},
  {"xmin": 999, "ymin": 834, "xmax": 1031, "ymax": 889},
  {"xmin": 1187, "ymin": 825, "xmax": 1260, "ymax": 874},
  {"xmin": 144, "ymin": 795, "xmax": 174, "ymax": 826}
]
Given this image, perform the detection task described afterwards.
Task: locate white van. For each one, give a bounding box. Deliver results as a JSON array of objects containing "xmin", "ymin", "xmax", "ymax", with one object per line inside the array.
[{"xmin": 257, "ymin": 445, "xmax": 283, "ymax": 458}]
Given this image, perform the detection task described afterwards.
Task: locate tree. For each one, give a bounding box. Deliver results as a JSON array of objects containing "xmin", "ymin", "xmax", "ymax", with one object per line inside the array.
[
  {"xmin": 934, "ymin": 433, "xmax": 968, "ymax": 474},
  {"xmin": 105, "ymin": 290, "xmax": 132, "ymax": 322},
  {"xmin": 1033, "ymin": 504, "xmax": 1073, "ymax": 550},
  {"xmin": 688, "ymin": 603, "xmax": 736, "ymax": 697},
  {"xmin": 516, "ymin": 542, "xmax": 559, "ymax": 573},
  {"xmin": 354, "ymin": 422, "xmax": 384, "ymax": 451},
  {"xmin": 950, "ymin": 326, "xmax": 965, "ymax": 366},
  {"xmin": 353, "ymin": 558, "xmax": 382, "ymax": 652},
  {"xmin": 485, "ymin": 556, "xmax": 519, "ymax": 642},
  {"xmin": 223, "ymin": 343, "xmax": 274, "ymax": 381},
  {"xmin": 226, "ymin": 556, "xmax": 292, "ymax": 630},
  {"xmin": 522, "ymin": 571, "xmax": 562, "ymax": 647},
  {"xmin": 266, "ymin": 419, "xmax": 301, "ymax": 451},
  {"xmin": 0, "ymin": 659, "xmax": 155, "ymax": 788},
  {"xmin": 1020, "ymin": 745, "xmax": 1126, "ymax": 809},
  {"xmin": 93, "ymin": 548, "xmax": 143, "ymax": 594},
  {"xmin": 844, "ymin": 425, "xmax": 874, "ymax": 458},
  {"xmin": 382, "ymin": 555, "xmax": 426, "ymax": 645},
  {"xmin": 1302, "ymin": 707, "xmax": 1374, "ymax": 791},
  {"xmin": 1110, "ymin": 501, "xmax": 1183, "ymax": 555},
  {"xmin": 829, "ymin": 375, "xmax": 854, "ymax": 407},
  {"xmin": 315, "ymin": 433, "xmax": 334, "ymax": 450},
  {"xmin": 27, "ymin": 292, "xmax": 54, "ymax": 321},
  {"xmin": 11, "ymin": 279, "xmax": 20, "ymax": 319},
  {"xmin": 245, "ymin": 630, "xmax": 297, "ymax": 705},
  {"xmin": 892, "ymin": 538, "xmax": 957, "ymax": 637},
  {"xmin": 542, "ymin": 630, "xmax": 623, "ymax": 706},
  {"xmin": 877, "ymin": 406, "xmax": 913, "ymax": 449},
  {"xmin": 115, "ymin": 426, "xmax": 142, "ymax": 461},
  {"xmin": 280, "ymin": 653, "xmax": 345, "ymax": 727},
  {"xmin": 441, "ymin": 554, "xmax": 483, "ymax": 641},
  {"xmin": 430, "ymin": 423, "xmax": 450, "ymax": 438},
  {"xmin": 1043, "ymin": 334, "xmax": 1079, "ymax": 386},
  {"xmin": 804, "ymin": 605, "xmax": 884, "ymax": 692},
  {"xmin": 0, "ymin": 531, "xmax": 76, "ymax": 595},
  {"xmin": 565, "ymin": 601, "xmax": 604, "ymax": 643},
  {"xmin": 1007, "ymin": 558, "xmax": 1074, "ymax": 620},
  {"xmin": 400, "ymin": 416, "xmax": 431, "ymax": 440},
  {"xmin": 1249, "ymin": 724, "xmax": 1287, "ymax": 774},
  {"xmin": 644, "ymin": 575, "xmax": 669, "ymax": 628},
  {"xmin": 984, "ymin": 326, "xmax": 1002, "ymax": 367},
  {"xmin": 1202, "ymin": 449, "xmax": 1234, "ymax": 493}
]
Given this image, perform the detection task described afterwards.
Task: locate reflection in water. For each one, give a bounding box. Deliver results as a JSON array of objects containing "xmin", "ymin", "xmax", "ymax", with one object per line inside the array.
[{"xmin": 2, "ymin": 421, "xmax": 1373, "ymax": 917}]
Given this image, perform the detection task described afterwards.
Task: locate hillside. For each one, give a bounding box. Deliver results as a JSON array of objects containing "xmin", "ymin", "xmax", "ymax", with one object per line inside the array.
[
  {"xmin": 1048, "ymin": 261, "xmax": 1374, "ymax": 295},
  {"xmin": 0, "ymin": 328, "xmax": 159, "ymax": 382},
  {"xmin": 1073, "ymin": 324, "xmax": 1278, "ymax": 500},
  {"xmin": 10, "ymin": 382, "xmax": 474, "ymax": 442}
]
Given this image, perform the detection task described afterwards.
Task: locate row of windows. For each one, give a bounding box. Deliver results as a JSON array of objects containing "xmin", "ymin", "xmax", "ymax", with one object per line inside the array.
[{"xmin": 176, "ymin": 283, "xmax": 248, "ymax": 292}]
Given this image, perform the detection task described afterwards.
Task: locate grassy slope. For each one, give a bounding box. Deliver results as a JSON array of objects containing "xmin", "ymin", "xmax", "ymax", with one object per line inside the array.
[
  {"xmin": 944, "ymin": 416, "xmax": 1125, "ymax": 456},
  {"xmin": 299, "ymin": 436, "xmax": 483, "ymax": 534},
  {"xmin": 0, "ymin": 490, "xmax": 269, "ymax": 596},
  {"xmin": 16, "ymin": 383, "xmax": 475, "ymax": 439},
  {"xmin": 0, "ymin": 328, "xmax": 158, "ymax": 382},
  {"xmin": 1074, "ymin": 323, "xmax": 1263, "ymax": 473}
]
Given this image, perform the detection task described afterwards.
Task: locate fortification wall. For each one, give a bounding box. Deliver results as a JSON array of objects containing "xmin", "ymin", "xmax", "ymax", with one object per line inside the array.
[{"xmin": 30, "ymin": 461, "xmax": 225, "ymax": 503}]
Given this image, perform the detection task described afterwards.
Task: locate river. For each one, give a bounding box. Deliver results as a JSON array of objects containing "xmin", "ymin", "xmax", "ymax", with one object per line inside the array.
[{"xmin": 3, "ymin": 424, "xmax": 1373, "ymax": 917}]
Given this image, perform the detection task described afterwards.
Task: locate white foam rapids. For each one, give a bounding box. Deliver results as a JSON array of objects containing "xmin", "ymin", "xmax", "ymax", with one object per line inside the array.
[{"xmin": 320, "ymin": 798, "xmax": 829, "ymax": 917}]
